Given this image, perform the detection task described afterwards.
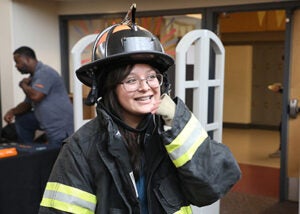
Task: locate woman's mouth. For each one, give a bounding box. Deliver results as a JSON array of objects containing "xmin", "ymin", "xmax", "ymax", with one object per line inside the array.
[{"xmin": 134, "ymin": 95, "xmax": 153, "ymax": 101}]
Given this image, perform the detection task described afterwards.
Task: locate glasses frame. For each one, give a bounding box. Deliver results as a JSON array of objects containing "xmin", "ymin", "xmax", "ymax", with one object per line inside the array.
[{"xmin": 120, "ymin": 73, "xmax": 163, "ymax": 92}]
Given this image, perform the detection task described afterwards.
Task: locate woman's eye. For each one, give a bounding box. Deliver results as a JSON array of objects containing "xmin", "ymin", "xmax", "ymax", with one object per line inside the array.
[
  {"xmin": 125, "ymin": 78, "xmax": 137, "ymax": 84},
  {"xmin": 147, "ymin": 74, "xmax": 157, "ymax": 80}
]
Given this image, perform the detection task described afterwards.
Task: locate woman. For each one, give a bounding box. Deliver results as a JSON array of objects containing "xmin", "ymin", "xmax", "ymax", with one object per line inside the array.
[{"xmin": 39, "ymin": 4, "xmax": 241, "ymax": 214}]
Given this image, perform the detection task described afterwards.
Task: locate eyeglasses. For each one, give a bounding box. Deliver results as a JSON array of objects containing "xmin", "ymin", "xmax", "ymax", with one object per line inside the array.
[{"xmin": 121, "ymin": 73, "xmax": 163, "ymax": 92}]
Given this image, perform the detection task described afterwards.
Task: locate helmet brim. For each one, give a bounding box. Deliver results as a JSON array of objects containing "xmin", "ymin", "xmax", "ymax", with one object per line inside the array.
[{"xmin": 76, "ymin": 51, "xmax": 174, "ymax": 87}]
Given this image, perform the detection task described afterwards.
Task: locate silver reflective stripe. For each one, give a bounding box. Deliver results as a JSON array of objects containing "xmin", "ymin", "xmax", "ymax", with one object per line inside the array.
[
  {"xmin": 165, "ymin": 114, "xmax": 208, "ymax": 167},
  {"xmin": 169, "ymin": 119, "xmax": 205, "ymax": 159},
  {"xmin": 129, "ymin": 171, "xmax": 139, "ymax": 198},
  {"xmin": 41, "ymin": 182, "xmax": 97, "ymax": 213},
  {"xmin": 43, "ymin": 190, "xmax": 96, "ymax": 212},
  {"xmin": 123, "ymin": 37, "xmax": 155, "ymax": 52}
]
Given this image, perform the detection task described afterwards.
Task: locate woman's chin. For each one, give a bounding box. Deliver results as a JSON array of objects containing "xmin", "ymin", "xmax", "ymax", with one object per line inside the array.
[{"xmin": 135, "ymin": 108, "xmax": 153, "ymax": 115}]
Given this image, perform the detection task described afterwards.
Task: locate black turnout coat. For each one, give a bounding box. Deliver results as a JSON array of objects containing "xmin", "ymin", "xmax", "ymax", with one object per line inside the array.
[{"xmin": 39, "ymin": 97, "xmax": 241, "ymax": 214}]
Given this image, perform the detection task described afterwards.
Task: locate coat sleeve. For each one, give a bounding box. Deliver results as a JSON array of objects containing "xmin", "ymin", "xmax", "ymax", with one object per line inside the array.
[
  {"xmin": 39, "ymin": 137, "xmax": 97, "ymax": 214},
  {"xmin": 159, "ymin": 96, "xmax": 241, "ymax": 207}
]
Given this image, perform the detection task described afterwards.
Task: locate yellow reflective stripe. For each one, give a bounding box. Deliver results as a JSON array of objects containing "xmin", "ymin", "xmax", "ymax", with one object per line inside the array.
[
  {"xmin": 46, "ymin": 182, "xmax": 96, "ymax": 204},
  {"xmin": 40, "ymin": 182, "xmax": 97, "ymax": 213},
  {"xmin": 165, "ymin": 114, "xmax": 199, "ymax": 153},
  {"xmin": 165, "ymin": 114, "xmax": 208, "ymax": 167},
  {"xmin": 41, "ymin": 198, "xmax": 94, "ymax": 214},
  {"xmin": 172, "ymin": 128, "xmax": 207, "ymax": 167},
  {"xmin": 174, "ymin": 205, "xmax": 192, "ymax": 214}
]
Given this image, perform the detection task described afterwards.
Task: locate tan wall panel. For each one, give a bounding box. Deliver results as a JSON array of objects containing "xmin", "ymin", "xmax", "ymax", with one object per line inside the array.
[{"xmin": 223, "ymin": 45, "xmax": 252, "ymax": 124}]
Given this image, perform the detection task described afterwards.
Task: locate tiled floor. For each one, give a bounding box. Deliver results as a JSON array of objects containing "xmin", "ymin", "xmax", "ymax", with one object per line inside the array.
[
  {"xmin": 222, "ymin": 128, "xmax": 280, "ymax": 168},
  {"xmin": 220, "ymin": 191, "xmax": 298, "ymax": 214},
  {"xmin": 222, "ymin": 128, "xmax": 281, "ymax": 198},
  {"xmin": 219, "ymin": 128, "xmax": 299, "ymax": 213}
]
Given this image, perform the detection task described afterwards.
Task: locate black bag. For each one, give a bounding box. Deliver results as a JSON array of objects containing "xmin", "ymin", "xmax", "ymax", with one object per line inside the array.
[{"xmin": 1, "ymin": 123, "xmax": 18, "ymax": 143}]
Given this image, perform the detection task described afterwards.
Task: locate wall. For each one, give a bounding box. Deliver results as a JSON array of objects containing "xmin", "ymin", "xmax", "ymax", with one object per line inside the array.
[
  {"xmin": 0, "ymin": 0, "xmax": 15, "ymax": 123},
  {"xmin": 223, "ymin": 45, "xmax": 253, "ymax": 124},
  {"xmin": 0, "ymin": 0, "xmax": 60, "ymax": 121}
]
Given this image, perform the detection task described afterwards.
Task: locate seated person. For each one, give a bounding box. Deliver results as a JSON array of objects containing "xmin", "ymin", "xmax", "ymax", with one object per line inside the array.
[{"xmin": 4, "ymin": 46, "xmax": 74, "ymax": 145}]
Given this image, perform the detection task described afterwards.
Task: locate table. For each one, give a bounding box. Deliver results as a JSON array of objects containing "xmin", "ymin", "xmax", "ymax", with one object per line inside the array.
[{"xmin": 0, "ymin": 143, "xmax": 60, "ymax": 214}]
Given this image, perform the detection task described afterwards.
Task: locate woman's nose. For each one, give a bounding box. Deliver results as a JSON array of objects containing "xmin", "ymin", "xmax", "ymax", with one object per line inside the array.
[{"xmin": 138, "ymin": 79, "xmax": 150, "ymax": 90}]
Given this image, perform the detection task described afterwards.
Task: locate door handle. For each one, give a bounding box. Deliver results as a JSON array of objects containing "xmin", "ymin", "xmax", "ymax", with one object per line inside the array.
[{"xmin": 289, "ymin": 99, "xmax": 299, "ymax": 118}]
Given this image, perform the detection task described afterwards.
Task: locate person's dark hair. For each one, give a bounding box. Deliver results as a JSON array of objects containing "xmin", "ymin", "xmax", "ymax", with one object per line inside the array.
[{"xmin": 13, "ymin": 46, "xmax": 36, "ymax": 59}]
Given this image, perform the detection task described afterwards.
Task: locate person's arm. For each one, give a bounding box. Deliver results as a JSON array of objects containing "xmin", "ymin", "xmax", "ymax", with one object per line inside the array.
[
  {"xmin": 268, "ymin": 83, "xmax": 283, "ymax": 93},
  {"xmin": 4, "ymin": 101, "xmax": 32, "ymax": 123},
  {"xmin": 157, "ymin": 94, "xmax": 241, "ymax": 207},
  {"xmin": 19, "ymin": 78, "xmax": 45, "ymax": 103}
]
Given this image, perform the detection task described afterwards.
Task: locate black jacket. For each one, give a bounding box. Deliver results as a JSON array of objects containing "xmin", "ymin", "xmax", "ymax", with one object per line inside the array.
[{"xmin": 39, "ymin": 97, "xmax": 241, "ymax": 214}]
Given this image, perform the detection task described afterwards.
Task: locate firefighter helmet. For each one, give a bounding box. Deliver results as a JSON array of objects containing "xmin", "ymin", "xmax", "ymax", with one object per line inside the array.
[{"xmin": 76, "ymin": 4, "xmax": 174, "ymax": 96}]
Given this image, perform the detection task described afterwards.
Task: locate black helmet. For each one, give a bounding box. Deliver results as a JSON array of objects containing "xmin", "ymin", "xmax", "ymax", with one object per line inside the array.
[{"xmin": 76, "ymin": 4, "xmax": 174, "ymax": 104}]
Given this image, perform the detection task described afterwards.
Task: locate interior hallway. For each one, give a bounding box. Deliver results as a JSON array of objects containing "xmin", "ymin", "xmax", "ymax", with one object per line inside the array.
[
  {"xmin": 220, "ymin": 128, "xmax": 298, "ymax": 213},
  {"xmin": 223, "ymin": 128, "xmax": 280, "ymax": 169}
]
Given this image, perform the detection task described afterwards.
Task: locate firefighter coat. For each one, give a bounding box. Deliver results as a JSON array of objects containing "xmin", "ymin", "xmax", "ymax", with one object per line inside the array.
[{"xmin": 39, "ymin": 97, "xmax": 241, "ymax": 214}]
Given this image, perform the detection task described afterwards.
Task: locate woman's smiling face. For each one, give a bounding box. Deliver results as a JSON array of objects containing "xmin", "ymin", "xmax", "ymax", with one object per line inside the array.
[{"xmin": 115, "ymin": 64, "xmax": 161, "ymax": 127}]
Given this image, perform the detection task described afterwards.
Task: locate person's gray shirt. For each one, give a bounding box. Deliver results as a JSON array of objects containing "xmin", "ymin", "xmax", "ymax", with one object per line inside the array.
[{"xmin": 26, "ymin": 61, "xmax": 74, "ymax": 144}]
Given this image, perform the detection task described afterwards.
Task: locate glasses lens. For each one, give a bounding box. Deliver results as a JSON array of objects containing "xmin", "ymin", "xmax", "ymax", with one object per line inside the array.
[
  {"xmin": 122, "ymin": 74, "xmax": 163, "ymax": 92},
  {"xmin": 147, "ymin": 74, "xmax": 163, "ymax": 88},
  {"xmin": 123, "ymin": 80, "xmax": 137, "ymax": 92}
]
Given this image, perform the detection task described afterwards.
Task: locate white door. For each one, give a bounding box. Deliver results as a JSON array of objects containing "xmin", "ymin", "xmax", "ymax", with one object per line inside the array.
[{"xmin": 175, "ymin": 29, "xmax": 225, "ymax": 214}]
